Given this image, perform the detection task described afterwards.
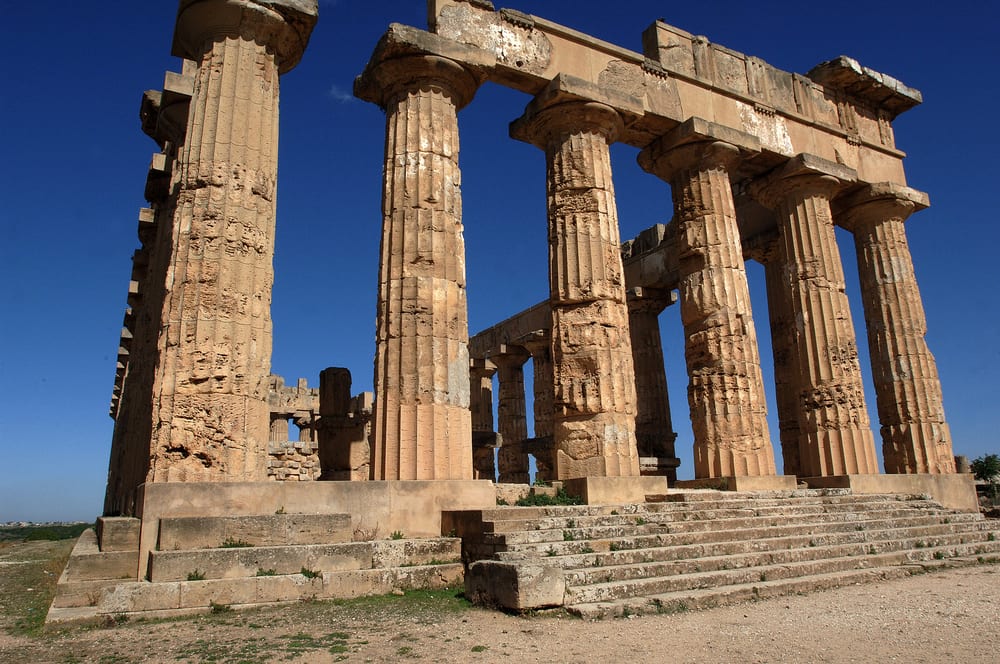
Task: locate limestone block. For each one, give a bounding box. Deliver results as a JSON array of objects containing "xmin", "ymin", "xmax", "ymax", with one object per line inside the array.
[
  {"xmin": 99, "ymin": 582, "xmax": 181, "ymax": 613},
  {"xmin": 371, "ymin": 538, "xmax": 461, "ymax": 569},
  {"xmin": 178, "ymin": 578, "xmax": 259, "ymax": 609},
  {"xmin": 465, "ymin": 560, "xmax": 565, "ymax": 611},
  {"xmin": 97, "ymin": 517, "xmax": 140, "ymax": 552}
]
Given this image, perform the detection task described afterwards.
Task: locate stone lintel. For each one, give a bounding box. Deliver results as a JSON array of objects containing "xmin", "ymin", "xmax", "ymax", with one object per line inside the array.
[
  {"xmin": 626, "ymin": 286, "xmax": 677, "ymax": 306},
  {"xmin": 807, "ymin": 56, "xmax": 922, "ymax": 119},
  {"xmin": 173, "ymin": 0, "xmax": 319, "ymax": 74},
  {"xmin": 674, "ymin": 476, "xmax": 799, "ymax": 492},
  {"xmin": 469, "ymin": 300, "xmax": 551, "ymax": 359},
  {"xmin": 354, "ymin": 23, "xmax": 494, "ymax": 106},
  {"xmin": 563, "ymin": 476, "xmax": 669, "ymax": 505},
  {"xmin": 509, "ymin": 73, "xmax": 645, "ymax": 144},
  {"xmin": 801, "ymin": 474, "xmax": 978, "ymax": 512}
]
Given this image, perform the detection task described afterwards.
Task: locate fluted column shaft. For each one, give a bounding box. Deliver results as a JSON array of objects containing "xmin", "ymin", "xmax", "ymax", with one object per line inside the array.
[
  {"xmin": 754, "ymin": 240, "xmax": 804, "ymax": 476},
  {"xmin": 494, "ymin": 346, "xmax": 531, "ymax": 483},
  {"xmin": 639, "ymin": 139, "xmax": 775, "ymax": 479},
  {"xmin": 627, "ymin": 291, "xmax": 679, "ymax": 481},
  {"xmin": 269, "ymin": 416, "xmax": 290, "ymax": 442},
  {"xmin": 469, "ymin": 358, "xmax": 498, "ymax": 481},
  {"xmin": 522, "ymin": 332, "xmax": 555, "ymax": 482},
  {"xmin": 753, "ymin": 167, "xmax": 878, "ymax": 477},
  {"xmin": 149, "ymin": 0, "xmax": 317, "ymax": 483},
  {"xmin": 512, "ymin": 101, "xmax": 640, "ymax": 480},
  {"xmin": 838, "ymin": 186, "xmax": 954, "ymax": 473},
  {"xmin": 364, "ymin": 55, "xmax": 479, "ymax": 480}
]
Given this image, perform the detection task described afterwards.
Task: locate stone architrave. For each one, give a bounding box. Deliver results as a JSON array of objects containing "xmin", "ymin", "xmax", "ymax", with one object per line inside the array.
[
  {"xmin": 493, "ymin": 345, "xmax": 531, "ymax": 484},
  {"xmin": 147, "ymin": 0, "xmax": 318, "ymax": 483},
  {"xmin": 751, "ymin": 155, "xmax": 879, "ymax": 477},
  {"xmin": 511, "ymin": 98, "xmax": 640, "ymax": 480},
  {"xmin": 356, "ymin": 54, "xmax": 480, "ymax": 480},
  {"xmin": 752, "ymin": 239, "xmax": 805, "ymax": 477},
  {"xmin": 837, "ymin": 184, "xmax": 955, "ymax": 474},
  {"xmin": 626, "ymin": 287, "xmax": 680, "ymax": 482},
  {"xmin": 521, "ymin": 331, "xmax": 555, "ymax": 483},
  {"xmin": 469, "ymin": 358, "xmax": 498, "ymax": 480},
  {"xmin": 638, "ymin": 127, "xmax": 775, "ymax": 479}
]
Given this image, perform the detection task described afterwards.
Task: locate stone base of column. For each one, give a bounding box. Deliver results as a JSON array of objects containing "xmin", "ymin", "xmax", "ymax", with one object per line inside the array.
[
  {"xmin": 638, "ymin": 456, "xmax": 681, "ymax": 483},
  {"xmin": 562, "ymin": 476, "xmax": 668, "ymax": 505},
  {"xmin": 801, "ymin": 474, "xmax": 978, "ymax": 512},
  {"xmin": 134, "ymin": 480, "xmax": 496, "ymax": 574},
  {"xmin": 674, "ymin": 475, "xmax": 799, "ymax": 492}
]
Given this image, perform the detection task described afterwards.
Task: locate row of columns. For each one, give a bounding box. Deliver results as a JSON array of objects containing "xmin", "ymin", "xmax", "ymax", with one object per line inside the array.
[{"xmin": 356, "ymin": 48, "xmax": 954, "ymax": 482}]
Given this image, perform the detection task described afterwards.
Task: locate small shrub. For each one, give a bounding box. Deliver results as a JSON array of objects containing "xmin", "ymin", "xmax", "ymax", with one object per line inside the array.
[
  {"xmin": 933, "ymin": 551, "xmax": 945, "ymax": 560},
  {"xmin": 352, "ymin": 522, "xmax": 379, "ymax": 542},
  {"xmin": 220, "ymin": 537, "xmax": 253, "ymax": 548},
  {"xmin": 496, "ymin": 498, "xmax": 509, "ymax": 506},
  {"xmin": 515, "ymin": 488, "xmax": 583, "ymax": 507},
  {"xmin": 545, "ymin": 546, "xmax": 557, "ymax": 557},
  {"xmin": 565, "ymin": 518, "xmax": 576, "ymax": 529},
  {"xmin": 988, "ymin": 532, "xmax": 996, "ymax": 542},
  {"xmin": 390, "ymin": 530, "xmax": 404, "ymax": 540},
  {"xmin": 209, "ymin": 601, "xmax": 231, "ymax": 614},
  {"xmin": 636, "ymin": 517, "xmax": 648, "ymax": 526},
  {"xmin": 301, "ymin": 567, "xmax": 321, "ymax": 579},
  {"xmin": 275, "ymin": 505, "xmax": 286, "ymax": 515},
  {"xmin": 187, "ymin": 569, "xmax": 205, "ymax": 581},
  {"xmin": 471, "ymin": 645, "xmax": 489, "ymax": 653},
  {"xmin": 563, "ymin": 530, "xmax": 575, "ymax": 541},
  {"xmin": 256, "ymin": 568, "xmax": 277, "ymax": 577},
  {"xmin": 609, "ymin": 542, "xmax": 621, "ymax": 552},
  {"xmin": 915, "ymin": 541, "xmax": 926, "ymax": 548},
  {"xmin": 580, "ymin": 545, "xmax": 595, "ymax": 554},
  {"xmin": 610, "ymin": 510, "xmax": 619, "ymax": 516}
]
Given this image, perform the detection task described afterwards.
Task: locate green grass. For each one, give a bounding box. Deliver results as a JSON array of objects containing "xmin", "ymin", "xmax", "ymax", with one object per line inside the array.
[
  {"xmin": 220, "ymin": 537, "xmax": 253, "ymax": 548},
  {"xmin": 0, "ymin": 539, "xmax": 75, "ymax": 636},
  {"xmin": 515, "ymin": 488, "xmax": 583, "ymax": 507},
  {"xmin": 0, "ymin": 523, "xmax": 90, "ymax": 542}
]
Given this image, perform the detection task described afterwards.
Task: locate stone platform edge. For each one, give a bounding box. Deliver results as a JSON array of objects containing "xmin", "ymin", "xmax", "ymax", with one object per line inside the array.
[{"xmin": 801, "ymin": 473, "xmax": 978, "ymax": 511}]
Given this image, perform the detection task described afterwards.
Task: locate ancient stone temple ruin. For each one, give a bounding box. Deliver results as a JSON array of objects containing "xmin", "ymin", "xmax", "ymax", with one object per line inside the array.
[{"xmin": 50, "ymin": 0, "xmax": 998, "ymax": 622}]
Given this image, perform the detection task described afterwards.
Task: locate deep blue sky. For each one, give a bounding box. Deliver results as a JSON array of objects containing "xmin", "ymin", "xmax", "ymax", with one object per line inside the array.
[{"xmin": 1, "ymin": 1, "xmax": 997, "ymax": 521}]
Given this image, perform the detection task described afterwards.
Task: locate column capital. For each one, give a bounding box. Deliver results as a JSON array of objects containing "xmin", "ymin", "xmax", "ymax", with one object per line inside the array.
[
  {"xmin": 490, "ymin": 344, "xmax": 531, "ymax": 369},
  {"xmin": 511, "ymin": 99, "xmax": 623, "ymax": 150},
  {"xmin": 173, "ymin": 0, "xmax": 319, "ymax": 74},
  {"xmin": 750, "ymin": 153, "xmax": 857, "ymax": 209},
  {"xmin": 638, "ymin": 117, "xmax": 759, "ymax": 183},
  {"xmin": 469, "ymin": 357, "xmax": 497, "ymax": 379},
  {"xmin": 355, "ymin": 53, "xmax": 481, "ymax": 111},
  {"xmin": 834, "ymin": 182, "xmax": 930, "ymax": 232},
  {"xmin": 519, "ymin": 330, "xmax": 552, "ymax": 358},
  {"xmin": 626, "ymin": 287, "xmax": 677, "ymax": 315}
]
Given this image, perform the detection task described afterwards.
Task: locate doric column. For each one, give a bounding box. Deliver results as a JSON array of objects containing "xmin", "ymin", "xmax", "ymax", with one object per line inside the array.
[
  {"xmin": 749, "ymin": 238, "xmax": 804, "ymax": 476},
  {"xmin": 147, "ymin": 0, "xmax": 318, "ymax": 483},
  {"xmin": 469, "ymin": 358, "xmax": 498, "ymax": 481},
  {"xmin": 511, "ymin": 99, "xmax": 640, "ymax": 480},
  {"xmin": 521, "ymin": 331, "xmax": 555, "ymax": 483},
  {"xmin": 626, "ymin": 287, "xmax": 681, "ymax": 482},
  {"xmin": 269, "ymin": 415, "xmax": 290, "ymax": 442},
  {"xmin": 638, "ymin": 127, "xmax": 775, "ymax": 479},
  {"xmin": 356, "ymin": 54, "xmax": 481, "ymax": 480},
  {"xmin": 751, "ymin": 155, "xmax": 878, "ymax": 477},
  {"xmin": 836, "ymin": 183, "xmax": 955, "ymax": 474},
  {"xmin": 494, "ymin": 345, "xmax": 531, "ymax": 484}
]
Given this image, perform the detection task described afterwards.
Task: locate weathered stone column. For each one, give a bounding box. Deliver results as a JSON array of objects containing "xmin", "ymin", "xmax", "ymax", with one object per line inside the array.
[
  {"xmin": 356, "ymin": 54, "xmax": 480, "ymax": 480},
  {"xmin": 522, "ymin": 331, "xmax": 555, "ymax": 483},
  {"xmin": 836, "ymin": 183, "xmax": 955, "ymax": 474},
  {"xmin": 148, "ymin": 0, "xmax": 317, "ymax": 482},
  {"xmin": 638, "ymin": 127, "xmax": 775, "ymax": 479},
  {"xmin": 494, "ymin": 345, "xmax": 531, "ymax": 484},
  {"xmin": 751, "ymin": 155, "xmax": 879, "ymax": 477},
  {"xmin": 749, "ymin": 238, "xmax": 804, "ymax": 477},
  {"xmin": 626, "ymin": 287, "xmax": 680, "ymax": 482},
  {"xmin": 269, "ymin": 416, "xmax": 290, "ymax": 442},
  {"xmin": 469, "ymin": 358, "xmax": 498, "ymax": 481},
  {"xmin": 511, "ymin": 98, "xmax": 640, "ymax": 480}
]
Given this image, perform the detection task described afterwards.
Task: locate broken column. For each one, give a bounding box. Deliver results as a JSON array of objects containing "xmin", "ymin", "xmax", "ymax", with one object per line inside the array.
[
  {"xmin": 751, "ymin": 155, "xmax": 879, "ymax": 477},
  {"xmin": 144, "ymin": 0, "xmax": 318, "ymax": 483},
  {"xmin": 494, "ymin": 345, "xmax": 531, "ymax": 484},
  {"xmin": 356, "ymin": 52, "xmax": 480, "ymax": 480},
  {"xmin": 638, "ymin": 122, "xmax": 775, "ymax": 479},
  {"xmin": 511, "ymin": 92, "xmax": 640, "ymax": 480},
  {"xmin": 469, "ymin": 358, "xmax": 499, "ymax": 481},
  {"xmin": 626, "ymin": 287, "xmax": 680, "ymax": 482},
  {"xmin": 317, "ymin": 367, "xmax": 371, "ymax": 481},
  {"xmin": 836, "ymin": 183, "xmax": 955, "ymax": 474}
]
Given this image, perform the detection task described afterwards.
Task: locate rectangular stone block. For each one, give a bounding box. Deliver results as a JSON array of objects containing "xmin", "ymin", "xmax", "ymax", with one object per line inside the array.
[
  {"xmin": 371, "ymin": 538, "xmax": 461, "ymax": 568},
  {"xmin": 97, "ymin": 517, "xmax": 140, "ymax": 552},
  {"xmin": 563, "ymin": 476, "xmax": 668, "ymax": 505},
  {"xmin": 99, "ymin": 581, "xmax": 180, "ymax": 613},
  {"xmin": 148, "ymin": 543, "xmax": 372, "ymax": 582},
  {"xmin": 465, "ymin": 560, "xmax": 565, "ymax": 611},
  {"xmin": 802, "ymin": 474, "xmax": 979, "ymax": 512},
  {"xmin": 674, "ymin": 476, "xmax": 799, "ymax": 492},
  {"xmin": 179, "ymin": 578, "xmax": 259, "ymax": 609},
  {"xmin": 157, "ymin": 513, "xmax": 352, "ymax": 550}
]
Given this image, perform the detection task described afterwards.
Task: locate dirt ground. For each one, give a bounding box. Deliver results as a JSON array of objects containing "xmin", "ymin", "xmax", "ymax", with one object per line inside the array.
[{"xmin": 1, "ymin": 538, "xmax": 998, "ymax": 663}]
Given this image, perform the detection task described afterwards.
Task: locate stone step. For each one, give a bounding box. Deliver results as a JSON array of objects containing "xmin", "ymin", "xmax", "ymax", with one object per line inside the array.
[
  {"xmin": 47, "ymin": 562, "xmax": 464, "ymax": 623},
  {"xmin": 488, "ymin": 510, "xmax": 979, "ymax": 547},
  {"xmin": 482, "ymin": 502, "xmax": 956, "ymax": 535},
  {"xmin": 499, "ymin": 518, "xmax": 991, "ymax": 558},
  {"xmin": 156, "ymin": 513, "xmax": 352, "ymax": 550},
  {"xmin": 59, "ymin": 529, "xmax": 138, "ymax": 582},
  {"xmin": 563, "ymin": 530, "xmax": 999, "ymax": 585},
  {"xmin": 563, "ymin": 541, "xmax": 1000, "ymax": 604},
  {"xmin": 566, "ymin": 556, "xmax": 996, "ymax": 619},
  {"xmin": 148, "ymin": 538, "xmax": 461, "ymax": 582}
]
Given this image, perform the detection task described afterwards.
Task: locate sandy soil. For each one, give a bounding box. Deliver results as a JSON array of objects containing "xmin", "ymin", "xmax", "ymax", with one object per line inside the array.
[{"xmin": 1, "ymin": 540, "xmax": 998, "ymax": 663}]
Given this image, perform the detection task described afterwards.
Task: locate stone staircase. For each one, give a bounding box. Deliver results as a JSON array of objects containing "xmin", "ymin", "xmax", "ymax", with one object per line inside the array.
[
  {"xmin": 454, "ymin": 490, "xmax": 1000, "ymax": 618},
  {"xmin": 48, "ymin": 513, "xmax": 463, "ymax": 622}
]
